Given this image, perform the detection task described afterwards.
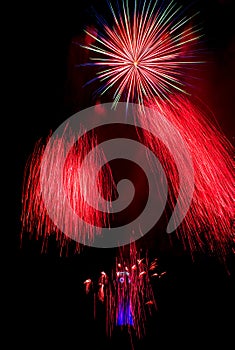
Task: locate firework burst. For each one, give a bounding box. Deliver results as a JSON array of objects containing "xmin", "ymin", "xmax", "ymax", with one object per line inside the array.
[
  {"xmin": 20, "ymin": 0, "xmax": 234, "ymax": 261},
  {"xmin": 82, "ymin": 0, "xmax": 203, "ymax": 108}
]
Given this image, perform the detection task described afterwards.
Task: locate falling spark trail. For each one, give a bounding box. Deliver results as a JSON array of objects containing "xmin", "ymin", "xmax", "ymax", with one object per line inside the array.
[
  {"xmin": 21, "ymin": 96, "xmax": 234, "ymax": 260},
  {"xmin": 139, "ymin": 95, "xmax": 234, "ymax": 257},
  {"xmin": 21, "ymin": 130, "xmax": 114, "ymax": 255}
]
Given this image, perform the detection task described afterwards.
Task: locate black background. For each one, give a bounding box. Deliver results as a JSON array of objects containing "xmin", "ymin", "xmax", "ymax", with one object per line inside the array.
[{"xmin": 13, "ymin": 1, "xmax": 234, "ymax": 349}]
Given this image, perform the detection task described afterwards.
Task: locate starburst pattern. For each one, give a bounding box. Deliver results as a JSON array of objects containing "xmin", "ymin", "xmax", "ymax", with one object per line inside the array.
[{"xmin": 82, "ymin": 0, "xmax": 202, "ymax": 108}]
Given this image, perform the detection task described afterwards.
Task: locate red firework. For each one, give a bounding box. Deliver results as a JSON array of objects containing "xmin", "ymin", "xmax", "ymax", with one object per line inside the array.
[
  {"xmin": 82, "ymin": 0, "xmax": 203, "ymax": 108},
  {"xmin": 21, "ymin": 97, "xmax": 234, "ymax": 259},
  {"xmin": 140, "ymin": 95, "xmax": 234, "ymax": 258},
  {"xmin": 21, "ymin": 130, "xmax": 114, "ymax": 255},
  {"xmin": 20, "ymin": 0, "xmax": 234, "ymax": 260}
]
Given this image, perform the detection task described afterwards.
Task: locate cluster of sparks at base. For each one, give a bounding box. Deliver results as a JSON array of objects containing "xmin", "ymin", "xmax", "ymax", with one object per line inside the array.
[{"xmin": 83, "ymin": 243, "xmax": 166, "ymax": 340}]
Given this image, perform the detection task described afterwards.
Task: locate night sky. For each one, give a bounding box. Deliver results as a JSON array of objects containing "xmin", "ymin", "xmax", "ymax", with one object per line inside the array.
[{"xmin": 14, "ymin": 1, "xmax": 234, "ymax": 349}]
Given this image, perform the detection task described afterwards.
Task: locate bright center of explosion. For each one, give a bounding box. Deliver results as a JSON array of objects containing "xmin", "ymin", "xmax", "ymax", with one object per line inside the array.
[{"xmin": 133, "ymin": 60, "xmax": 138, "ymax": 67}]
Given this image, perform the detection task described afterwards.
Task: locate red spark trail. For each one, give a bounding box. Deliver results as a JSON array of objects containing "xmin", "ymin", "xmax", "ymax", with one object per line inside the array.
[
  {"xmin": 140, "ymin": 95, "xmax": 234, "ymax": 258},
  {"xmin": 21, "ymin": 96, "xmax": 234, "ymax": 259},
  {"xmin": 21, "ymin": 130, "xmax": 114, "ymax": 255}
]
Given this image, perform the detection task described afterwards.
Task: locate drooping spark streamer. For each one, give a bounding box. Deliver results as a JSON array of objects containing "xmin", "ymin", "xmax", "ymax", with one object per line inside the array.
[
  {"xmin": 83, "ymin": 243, "xmax": 164, "ymax": 340},
  {"xmin": 82, "ymin": 0, "xmax": 203, "ymax": 109},
  {"xmin": 21, "ymin": 97, "xmax": 234, "ymax": 258},
  {"xmin": 138, "ymin": 95, "xmax": 235, "ymax": 257},
  {"xmin": 21, "ymin": 130, "xmax": 115, "ymax": 255}
]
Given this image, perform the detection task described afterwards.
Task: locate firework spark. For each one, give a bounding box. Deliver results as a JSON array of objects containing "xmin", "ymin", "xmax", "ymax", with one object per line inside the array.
[
  {"xmin": 82, "ymin": 0, "xmax": 202, "ymax": 108},
  {"xmin": 138, "ymin": 95, "xmax": 235, "ymax": 258},
  {"xmin": 83, "ymin": 243, "xmax": 164, "ymax": 340},
  {"xmin": 21, "ymin": 97, "xmax": 234, "ymax": 259},
  {"xmin": 21, "ymin": 129, "xmax": 115, "ymax": 255}
]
